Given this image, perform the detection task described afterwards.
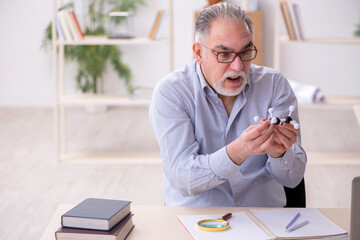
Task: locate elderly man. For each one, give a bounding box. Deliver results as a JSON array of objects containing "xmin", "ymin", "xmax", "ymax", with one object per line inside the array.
[{"xmin": 149, "ymin": 2, "xmax": 306, "ymax": 207}]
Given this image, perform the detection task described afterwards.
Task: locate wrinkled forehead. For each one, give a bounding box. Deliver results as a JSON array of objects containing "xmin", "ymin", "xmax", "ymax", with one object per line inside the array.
[{"xmin": 206, "ymin": 19, "xmax": 253, "ymax": 50}]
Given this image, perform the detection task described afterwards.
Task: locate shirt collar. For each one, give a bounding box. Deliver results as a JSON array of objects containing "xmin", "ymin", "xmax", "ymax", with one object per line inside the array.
[{"xmin": 195, "ymin": 61, "xmax": 211, "ymax": 92}]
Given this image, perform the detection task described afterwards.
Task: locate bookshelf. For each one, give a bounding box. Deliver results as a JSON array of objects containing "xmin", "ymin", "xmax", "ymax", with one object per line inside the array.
[
  {"xmin": 273, "ymin": 0, "xmax": 360, "ymax": 100},
  {"xmin": 55, "ymin": 36, "xmax": 169, "ymax": 45},
  {"xmin": 273, "ymin": 0, "xmax": 360, "ymax": 70},
  {"xmin": 52, "ymin": 0, "xmax": 173, "ymax": 162}
]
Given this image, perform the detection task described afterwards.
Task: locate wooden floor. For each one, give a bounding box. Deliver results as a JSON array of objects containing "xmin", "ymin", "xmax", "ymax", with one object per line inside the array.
[{"xmin": 0, "ymin": 105, "xmax": 359, "ymax": 240}]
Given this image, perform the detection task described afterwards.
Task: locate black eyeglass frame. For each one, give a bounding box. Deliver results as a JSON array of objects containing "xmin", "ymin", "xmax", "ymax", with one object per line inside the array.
[{"xmin": 201, "ymin": 44, "xmax": 258, "ymax": 63}]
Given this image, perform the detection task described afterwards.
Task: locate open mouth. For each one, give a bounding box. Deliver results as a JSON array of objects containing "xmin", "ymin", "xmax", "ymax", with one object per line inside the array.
[{"xmin": 227, "ymin": 76, "xmax": 241, "ymax": 81}]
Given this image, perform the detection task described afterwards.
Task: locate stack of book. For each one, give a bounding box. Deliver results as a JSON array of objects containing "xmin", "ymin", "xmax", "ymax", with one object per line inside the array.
[
  {"xmin": 56, "ymin": 7, "xmax": 85, "ymax": 41},
  {"xmin": 279, "ymin": 0, "xmax": 305, "ymax": 41},
  {"xmin": 55, "ymin": 198, "xmax": 134, "ymax": 240}
]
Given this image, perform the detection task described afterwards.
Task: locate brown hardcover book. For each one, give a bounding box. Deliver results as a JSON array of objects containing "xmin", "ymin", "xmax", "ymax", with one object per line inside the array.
[
  {"xmin": 286, "ymin": 0, "xmax": 300, "ymax": 40},
  {"xmin": 280, "ymin": 0, "xmax": 295, "ymax": 40},
  {"xmin": 56, "ymin": 214, "xmax": 134, "ymax": 240},
  {"xmin": 149, "ymin": 11, "xmax": 164, "ymax": 40}
]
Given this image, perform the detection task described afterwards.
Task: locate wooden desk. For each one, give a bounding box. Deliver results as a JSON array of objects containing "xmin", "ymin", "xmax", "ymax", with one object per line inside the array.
[{"xmin": 41, "ymin": 205, "xmax": 350, "ymax": 240}]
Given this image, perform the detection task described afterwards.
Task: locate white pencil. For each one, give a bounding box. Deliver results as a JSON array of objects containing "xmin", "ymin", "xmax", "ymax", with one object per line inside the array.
[{"xmin": 285, "ymin": 220, "xmax": 309, "ymax": 232}]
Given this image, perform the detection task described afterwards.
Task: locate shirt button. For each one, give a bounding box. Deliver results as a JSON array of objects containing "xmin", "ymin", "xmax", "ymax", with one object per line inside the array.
[
  {"xmin": 283, "ymin": 160, "xmax": 288, "ymax": 165},
  {"xmin": 215, "ymin": 100, "xmax": 219, "ymax": 104}
]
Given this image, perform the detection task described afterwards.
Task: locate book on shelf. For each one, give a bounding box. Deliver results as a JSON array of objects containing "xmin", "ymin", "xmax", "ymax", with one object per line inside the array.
[
  {"xmin": 293, "ymin": 3, "xmax": 305, "ymax": 40},
  {"xmin": 286, "ymin": 0, "xmax": 301, "ymax": 40},
  {"xmin": 69, "ymin": 10, "xmax": 85, "ymax": 39},
  {"xmin": 280, "ymin": 0, "xmax": 305, "ymax": 41},
  {"xmin": 57, "ymin": 9, "xmax": 73, "ymax": 41},
  {"xmin": 57, "ymin": 8, "xmax": 84, "ymax": 41},
  {"xmin": 61, "ymin": 198, "xmax": 132, "ymax": 231},
  {"xmin": 56, "ymin": 213, "xmax": 134, "ymax": 240},
  {"xmin": 280, "ymin": 0, "xmax": 296, "ymax": 40},
  {"xmin": 55, "ymin": 13, "xmax": 65, "ymax": 41},
  {"xmin": 154, "ymin": 10, "xmax": 168, "ymax": 40},
  {"xmin": 178, "ymin": 208, "xmax": 347, "ymax": 240},
  {"xmin": 149, "ymin": 10, "xmax": 165, "ymax": 40},
  {"xmin": 63, "ymin": 10, "xmax": 78, "ymax": 40}
]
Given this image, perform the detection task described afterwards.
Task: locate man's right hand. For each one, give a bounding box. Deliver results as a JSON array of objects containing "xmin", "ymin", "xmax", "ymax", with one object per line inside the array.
[{"xmin": 226, "ymin": 120, "xmax": 275, "ymax": 165}]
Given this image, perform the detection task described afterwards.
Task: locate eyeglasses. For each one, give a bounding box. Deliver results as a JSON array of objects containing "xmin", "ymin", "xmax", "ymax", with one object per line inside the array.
[{"xmin": 201, "ymin": 44, "xmax": 258, "ymax": 63}]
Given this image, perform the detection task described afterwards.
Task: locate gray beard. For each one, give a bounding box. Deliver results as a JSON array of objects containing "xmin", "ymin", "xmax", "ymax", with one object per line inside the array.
[{"xmin": 213, "ymin": 71, "xmax": 248, "ymax": 96}]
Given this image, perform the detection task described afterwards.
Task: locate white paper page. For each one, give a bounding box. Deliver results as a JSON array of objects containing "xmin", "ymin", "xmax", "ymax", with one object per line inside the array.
[
  {"xmin": 250, "ymin": 208, "xmax": 347, "ymax": 239},
  {"xmin": 321, "ymin": 235, "xmax": 350, "ymax": 240},
  {"xmin": 177, "ymin": 212, "xmax": 270, "ymax": 240}
]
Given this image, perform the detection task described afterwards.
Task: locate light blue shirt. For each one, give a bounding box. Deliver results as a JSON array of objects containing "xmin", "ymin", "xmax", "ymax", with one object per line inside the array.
[{"xmin": 149, "ymin": 61, "xmax": 307, "ymax": 207}]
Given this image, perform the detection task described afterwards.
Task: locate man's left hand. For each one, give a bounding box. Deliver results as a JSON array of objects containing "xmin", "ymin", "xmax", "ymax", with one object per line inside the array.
[{"xmin": 267, "ymin": 123, "xmax": 300, "ymax": 158}]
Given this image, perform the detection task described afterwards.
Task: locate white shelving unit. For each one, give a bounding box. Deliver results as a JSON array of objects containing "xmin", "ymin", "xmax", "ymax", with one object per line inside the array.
[
  {"xmin": 273, "ymin": 0, "xmax": 360, "ymax": 70},
  {"xmin": 272, "ymin": 0, "xmax": 360, "ymax": 103},
  {"xmin": 52, "ymin": 0, "xmax": 173, "ymax": 162},
  {"xmin": 55, "ymin": 36, "xmax": 170, "ymax": 45}
]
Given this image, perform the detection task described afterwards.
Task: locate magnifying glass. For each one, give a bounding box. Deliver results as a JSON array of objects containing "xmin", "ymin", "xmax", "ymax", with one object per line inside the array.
[{"xmin": 197, "ymin": 213, "xmax": 232, "ymax": 232}]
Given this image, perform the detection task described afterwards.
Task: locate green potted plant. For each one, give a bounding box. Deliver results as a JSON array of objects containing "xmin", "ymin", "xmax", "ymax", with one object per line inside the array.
[
  {"xmin": 42, "ymin": 0, "xmax": 146, "ymax": 94},
  {"xmin": 355, "ymin": 19, "xmax": 360, "ymax": 37}
]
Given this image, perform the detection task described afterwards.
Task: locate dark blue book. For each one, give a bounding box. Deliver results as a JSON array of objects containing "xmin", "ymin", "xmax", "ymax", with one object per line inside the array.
[{"xmin": 61, "ymin": 198, "xmax": 131, "ymax": 231}]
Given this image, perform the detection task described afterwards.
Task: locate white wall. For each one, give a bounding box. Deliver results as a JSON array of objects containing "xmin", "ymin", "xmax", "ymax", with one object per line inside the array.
[
  {"xmin": 0, "ymin": 0, "xmax": 54, "ymax": 106},
  {"xmin": 0, "ymin": 0, "xmax": 359, "ymax": 106}
]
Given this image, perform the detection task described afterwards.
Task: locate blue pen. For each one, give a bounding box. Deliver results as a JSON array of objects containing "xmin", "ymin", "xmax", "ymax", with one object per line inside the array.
[{"xmin": 286, "ymin": 212, "xmax": 300, "ymax": 229}]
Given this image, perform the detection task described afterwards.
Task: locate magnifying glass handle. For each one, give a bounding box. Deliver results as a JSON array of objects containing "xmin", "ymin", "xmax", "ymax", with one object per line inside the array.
[{"xmin": 220, "ymin": 213, "xmax": 232, "ymax": 221}]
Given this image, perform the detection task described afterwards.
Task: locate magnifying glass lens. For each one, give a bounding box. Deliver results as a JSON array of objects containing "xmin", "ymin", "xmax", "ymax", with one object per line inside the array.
[
  {"xmin": 197, "ymin": 213, "xmax": 232, "ymax": 232},
  {"xmin": 200, "ymin": 221, "xmax": 228, "ymax": 228}
]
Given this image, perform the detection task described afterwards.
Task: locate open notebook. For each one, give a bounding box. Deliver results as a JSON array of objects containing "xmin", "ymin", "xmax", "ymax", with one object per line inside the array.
[{"xmin": 177, "ymin": 208, "xmax": 347, "ymax": 240}]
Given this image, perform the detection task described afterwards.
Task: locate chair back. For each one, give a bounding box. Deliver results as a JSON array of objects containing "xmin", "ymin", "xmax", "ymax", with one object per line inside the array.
[{"xmin": 284, "ymin": 178, "xmax": 306, "ymax": 208}]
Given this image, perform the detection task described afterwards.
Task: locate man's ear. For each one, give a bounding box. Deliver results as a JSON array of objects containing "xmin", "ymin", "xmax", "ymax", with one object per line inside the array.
[{"xmin": 193, "ymin": 43, "xmax": 203, "ymax": 64}]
